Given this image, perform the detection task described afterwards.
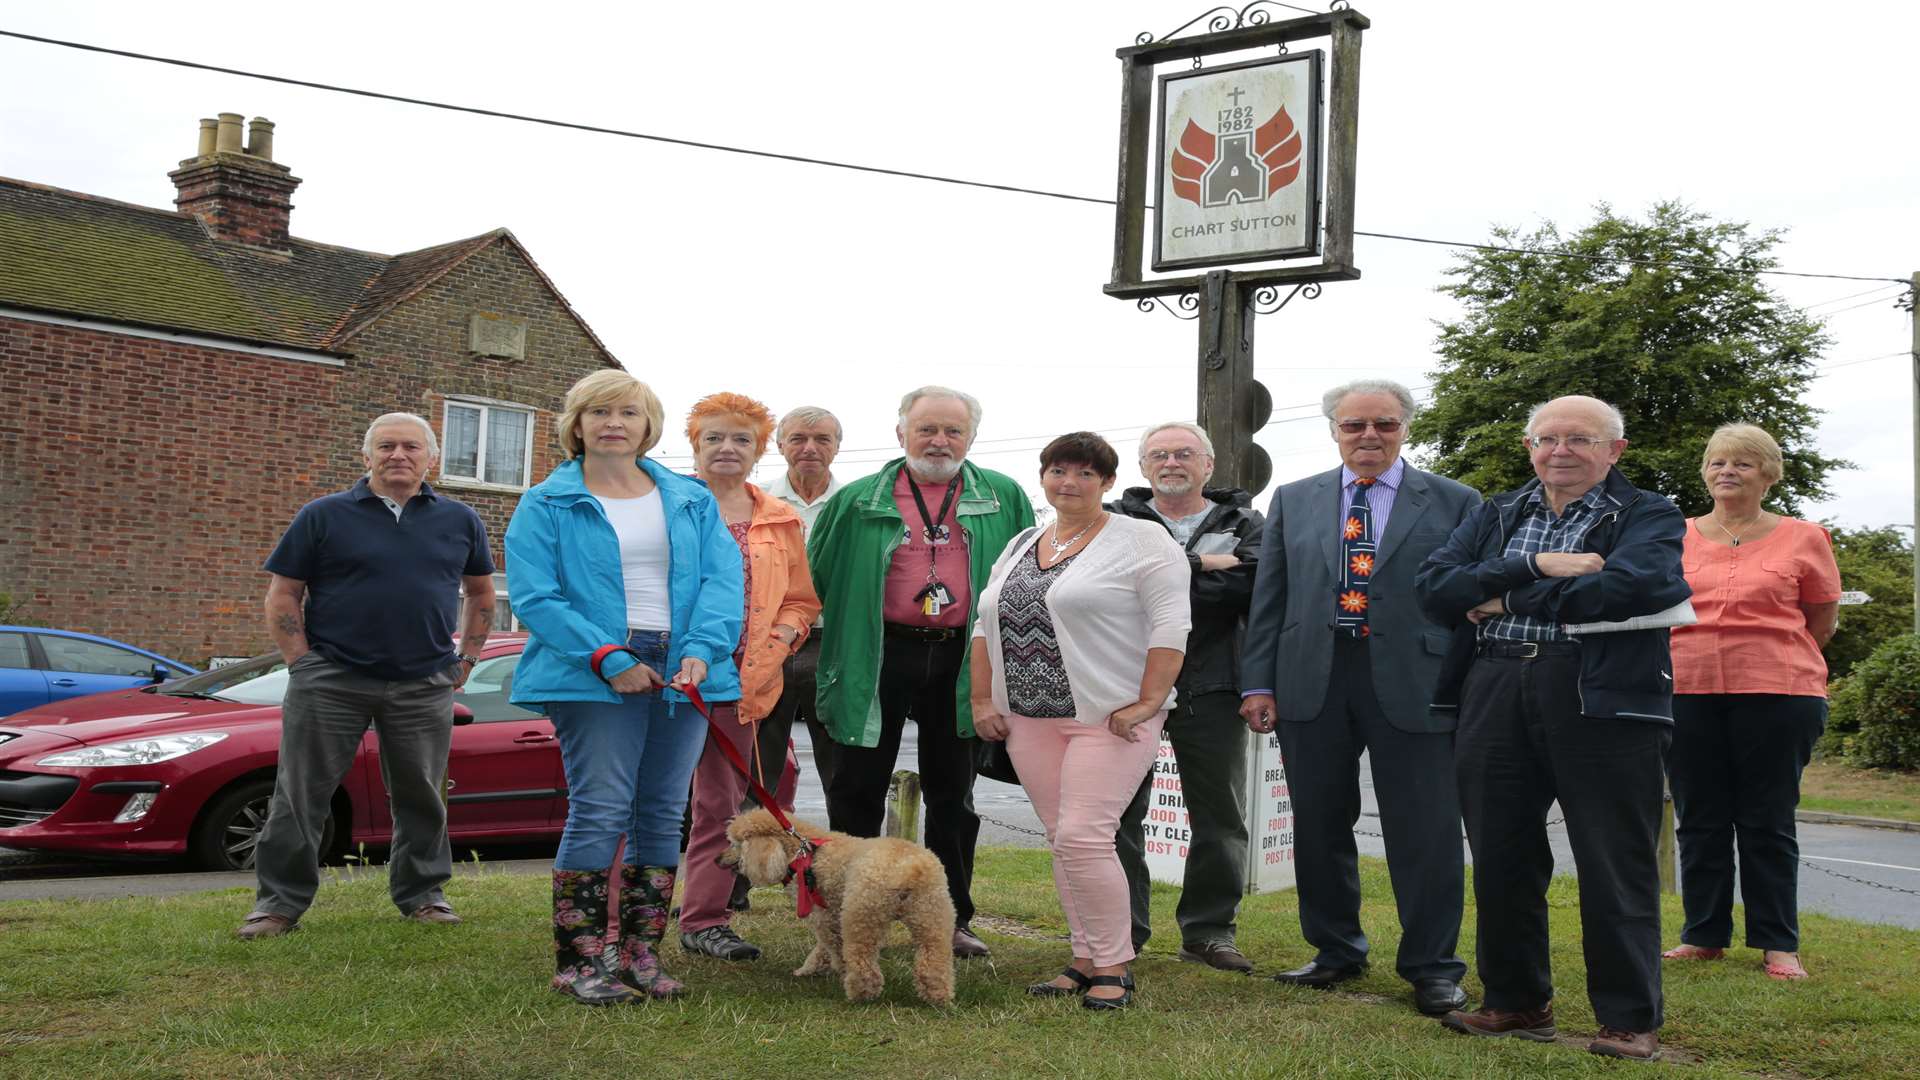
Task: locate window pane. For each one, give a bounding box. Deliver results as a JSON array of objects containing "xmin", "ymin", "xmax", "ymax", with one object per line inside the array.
[
  {"xmin": 39, "ymin": 636, "xmax": 155, "ymax": 677},
  {"xmin": 460, "ymin": 655, "xmax": 542, "ymax": 722},
  {"xmin": 445, "ymin": 405, "xmax": 480, "ymax": 479},
  {"xmin": 484, "ymin": 409, "xmax": 530, "ymax": 487},
  {"xmin": 0, "ymin": 632, "xmax": 29, "ymax": 668},
  {"xmin": 490, "ymin": 574, "xmax": 516, "ymax": 631}
]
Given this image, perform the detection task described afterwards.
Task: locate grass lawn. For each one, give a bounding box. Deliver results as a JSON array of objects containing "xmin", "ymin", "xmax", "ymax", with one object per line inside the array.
[
  {"xmin": 2, "ymin": 850, "xmax": 1917, "ymax": 1079},
  {"xmin": 1800, "ymin": 762, "xmax": 1920, "ymax": 824}
]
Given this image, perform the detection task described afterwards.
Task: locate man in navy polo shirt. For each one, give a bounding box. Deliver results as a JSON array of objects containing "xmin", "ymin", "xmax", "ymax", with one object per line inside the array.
[{"xmin": 238, "ymin": 412, "xmax": 497, "ymax": 940}]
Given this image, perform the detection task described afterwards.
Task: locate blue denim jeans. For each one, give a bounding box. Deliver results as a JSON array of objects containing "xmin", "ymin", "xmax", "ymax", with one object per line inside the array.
[{"xmin": 548, "ymin": 630, "xmax": 705, "ymax": 870}]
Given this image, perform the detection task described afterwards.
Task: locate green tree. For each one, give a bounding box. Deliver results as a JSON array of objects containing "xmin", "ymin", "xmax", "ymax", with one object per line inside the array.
[
  {"xmin": 1413, "ymin": 202, "xmax": 1844, "ymax": 514},
  {"xmin": 1825, "ymin": 525, "xmax": 1914, "ymax": 681}
]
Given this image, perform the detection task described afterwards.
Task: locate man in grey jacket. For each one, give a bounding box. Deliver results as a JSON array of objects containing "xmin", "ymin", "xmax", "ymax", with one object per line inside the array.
[
  {"xmin": 1112, "ymin": 421, "xmax": 1263, "ymax": 972},
  {"xmin": 1240, "ymin": 380, "xmax": 1480, "ymax": 1015}
]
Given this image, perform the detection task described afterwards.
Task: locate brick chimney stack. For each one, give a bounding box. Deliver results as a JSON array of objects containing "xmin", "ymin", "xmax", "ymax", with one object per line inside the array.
[{"xmin": 169, "ymin": 113, "xmax": 301, "ymax": 251}]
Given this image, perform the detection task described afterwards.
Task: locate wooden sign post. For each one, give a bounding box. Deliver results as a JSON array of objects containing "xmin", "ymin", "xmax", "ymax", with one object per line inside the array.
[{"xmin": 1107, "ymin": 4, "xmax": 1369, "ymax": 492}]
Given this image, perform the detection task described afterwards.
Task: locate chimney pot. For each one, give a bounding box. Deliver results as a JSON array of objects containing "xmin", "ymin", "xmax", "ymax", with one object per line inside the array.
[
  {"xmin": 214, "ymin": 113, "xmax": 244, "ymax": 154},
  {"xmin": 196, "ymin": 118, "xmax": 218, "ymax": 158},
  {"xmin": 246, "ymin": 117, "xmax": 275, "ymax": 161}
]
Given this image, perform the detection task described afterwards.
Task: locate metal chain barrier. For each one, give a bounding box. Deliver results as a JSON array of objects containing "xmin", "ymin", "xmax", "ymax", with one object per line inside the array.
[
  {"xmin": 1799, "ymin": 857, "xmax": 1920, "ymax": 897},
  {"xmin": 978, "ymin": 813, "xmax": 1050, "ymax": 840}
]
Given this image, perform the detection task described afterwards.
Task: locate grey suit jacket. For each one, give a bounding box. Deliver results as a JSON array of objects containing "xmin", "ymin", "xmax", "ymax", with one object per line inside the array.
[{"xmin": 1241, "ymin": 463, "xmax": 1480, "ymax": 733}]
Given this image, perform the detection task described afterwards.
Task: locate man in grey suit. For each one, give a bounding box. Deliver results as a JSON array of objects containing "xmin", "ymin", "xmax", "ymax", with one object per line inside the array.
[{"xmin": 1239, "ymin": 378, "xmax": 1479, "ymax": 1016}]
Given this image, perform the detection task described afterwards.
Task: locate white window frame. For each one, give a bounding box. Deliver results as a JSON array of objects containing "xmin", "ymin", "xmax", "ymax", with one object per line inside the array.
[
  {"xmin": 440, "ymin": 396, "xmax": 535, "ymax": 491},
  {"xmin": 458, "ymin": 573, "xmax": 522, "ymax": 633}
]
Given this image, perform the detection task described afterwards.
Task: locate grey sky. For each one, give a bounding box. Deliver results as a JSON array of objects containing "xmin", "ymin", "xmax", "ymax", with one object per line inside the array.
[{"xmin": 2, "ymin": 0, "xmax": 1912, "ymax": 527}]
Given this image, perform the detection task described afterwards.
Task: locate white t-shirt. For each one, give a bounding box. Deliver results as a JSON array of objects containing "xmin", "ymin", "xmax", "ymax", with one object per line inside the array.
[{"xmin": 598, "ymin": 491, "xmax": 672, "ymax": 631}]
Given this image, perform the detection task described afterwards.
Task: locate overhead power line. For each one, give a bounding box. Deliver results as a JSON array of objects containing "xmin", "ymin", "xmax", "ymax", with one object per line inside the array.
[{"xmin": 1, "ymin": 28, "xmax": 1909, "ymax": 287}]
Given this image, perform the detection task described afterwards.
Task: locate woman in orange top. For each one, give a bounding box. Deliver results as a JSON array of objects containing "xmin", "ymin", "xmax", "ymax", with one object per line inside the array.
[
  {"xmin": 677, "ymin": 392, "xmax": 821, "ymax": 962},
  {"xmin": 1664, "ymin": 424, "xmax": 1839, "ymax": 981}
]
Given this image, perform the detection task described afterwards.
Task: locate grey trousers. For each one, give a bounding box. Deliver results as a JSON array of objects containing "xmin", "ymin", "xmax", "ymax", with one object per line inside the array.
[
  {"xmin": 1116, "ymin": 690, "xmax": 1251, "ymax": 949},
  {"xmin": 251, "ymin": 651, "xmax": 457, "ymax": 920}
]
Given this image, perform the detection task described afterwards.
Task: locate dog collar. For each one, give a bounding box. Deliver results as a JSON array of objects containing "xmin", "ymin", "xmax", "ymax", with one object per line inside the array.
[{"xmin": 784, "ymin": 838, "xmax": 830, "ymax": 918}]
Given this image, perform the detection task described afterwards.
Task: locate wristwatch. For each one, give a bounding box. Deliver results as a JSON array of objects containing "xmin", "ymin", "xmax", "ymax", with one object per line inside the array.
[{"xmin": 457, "ymin": 653, "xmax": 480, "ymax": 666}]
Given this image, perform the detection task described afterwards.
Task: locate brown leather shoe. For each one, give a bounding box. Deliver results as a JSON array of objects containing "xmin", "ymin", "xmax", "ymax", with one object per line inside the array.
[
  {"xmin": 406, "ymin": 902, "xmax": 463, "ymax": 925},
  {"xmin": 1178, "ymin": 941, "xmax": 1254, "ymax": 973},
  {"xmin": 1589, "ymin": 1028, "xmax": 1660, "ymax": 1060},
  {"xmin": 236, "ymin": 913, "xmax": 296, "ymax": 940},
  {"xmin": 1440, "ymin": 1004, "xmax": 1557, "ymax": 1042},
  {"xmin": 952, "ymin": 925, "xmax": 990, "ymax": 959}
]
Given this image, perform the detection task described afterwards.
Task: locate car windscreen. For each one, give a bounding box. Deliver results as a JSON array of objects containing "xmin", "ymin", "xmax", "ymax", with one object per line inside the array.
[{"xmin": 156, "ymin": 653, "xmax": 290, "ymax": 704}]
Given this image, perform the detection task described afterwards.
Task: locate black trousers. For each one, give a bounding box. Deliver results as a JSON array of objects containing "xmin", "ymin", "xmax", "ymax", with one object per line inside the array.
[
  {"xmin": 1668, "ymin": 693, "xmax": 1825, "ymax": 953},
  {"xmin": 1115, "ymin": 690, "xmax": 1251, "ymax": 950},
  {"xmin": 1278, "ymin": 636, "xmax": 1466, "ymax": 983},
  {"xmin": 1456, "ymin": 652, "xmax": 1670, "ymax": 1032},
  {"xmin": 824, "ymin": 634, "xmax": 979, "ymax": 925},
  {"xmin": 749, "ymin": 635, "xmax": 832, "ymax": 801}
]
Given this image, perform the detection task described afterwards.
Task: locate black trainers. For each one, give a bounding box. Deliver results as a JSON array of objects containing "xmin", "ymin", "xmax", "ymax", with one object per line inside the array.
[{"xmin": 680, "ymin": 925, "xmax": 762, "ymax": 961}]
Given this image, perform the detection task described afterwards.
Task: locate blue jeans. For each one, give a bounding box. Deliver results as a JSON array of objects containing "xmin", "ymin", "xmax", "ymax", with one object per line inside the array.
[{"xmin": 548, "ymin": 630, "xmax": 705, "ymax": 870}]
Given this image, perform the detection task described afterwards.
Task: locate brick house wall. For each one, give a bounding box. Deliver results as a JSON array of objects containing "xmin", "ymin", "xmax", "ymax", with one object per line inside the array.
[
  {"xmin": 0, "ymin": 316, "xmax": 341, "ymax": 661},
  {"xmin": 0, "ymin": 239, "xmax": 613, "ymax": 666}
]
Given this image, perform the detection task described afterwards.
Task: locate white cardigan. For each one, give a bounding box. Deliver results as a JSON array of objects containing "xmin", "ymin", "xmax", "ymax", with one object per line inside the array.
[{"xmin": 973, "ymin": 514, "xmax": 1192, "ymax": 724}]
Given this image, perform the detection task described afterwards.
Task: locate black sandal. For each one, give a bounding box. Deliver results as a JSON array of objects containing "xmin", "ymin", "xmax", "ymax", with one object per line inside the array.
[
  {"xmin": 1081, "ymin": 974, "xmax": 1134, "ymax": 1011},
  {"xmin": 1026, "ymin": 967, "xmax": 1092, "ymax": 997}
]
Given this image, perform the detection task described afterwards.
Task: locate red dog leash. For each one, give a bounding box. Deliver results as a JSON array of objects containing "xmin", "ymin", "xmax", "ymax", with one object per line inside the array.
[{"xmin": 676, "ymin": 681, "xmax": 828, "ymax": 917}]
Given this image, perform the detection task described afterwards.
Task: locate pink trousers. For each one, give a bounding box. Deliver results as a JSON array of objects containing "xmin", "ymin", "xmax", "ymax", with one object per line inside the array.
[
  {"xmin": 1006, "ymin": 711, "xmax": 1167, "ymax": 967},
  {"xmin": 680, "ymin": 705, "xmax": 778, "ymax": 934}
]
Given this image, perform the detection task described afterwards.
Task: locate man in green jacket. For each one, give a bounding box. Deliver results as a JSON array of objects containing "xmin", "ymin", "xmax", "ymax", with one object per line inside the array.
[{"xmin": 808, "ymin": 386, "xmax": 1035, "ymax": 959}]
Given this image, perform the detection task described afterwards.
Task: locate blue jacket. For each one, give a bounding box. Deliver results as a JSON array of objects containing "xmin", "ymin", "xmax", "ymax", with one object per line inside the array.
[
  {"xmin": 1415, "ymin": 467, "xmax": 1691, "ymax": 723},
  {"xmin": 506, "ymin": 457, "xmax": 743, "ymax": 705}
]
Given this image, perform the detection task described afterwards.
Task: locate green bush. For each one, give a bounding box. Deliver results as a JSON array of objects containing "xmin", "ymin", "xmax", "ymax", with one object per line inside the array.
[{"xmin": 1824, "ymin": 633, "xmax": 1920, "ymax": 769}]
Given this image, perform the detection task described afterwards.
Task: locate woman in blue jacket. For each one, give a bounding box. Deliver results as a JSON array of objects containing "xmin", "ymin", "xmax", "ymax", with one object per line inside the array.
[{"xmin": 507, "ymin": 370, "xmax": 742, "ymax": 1006}]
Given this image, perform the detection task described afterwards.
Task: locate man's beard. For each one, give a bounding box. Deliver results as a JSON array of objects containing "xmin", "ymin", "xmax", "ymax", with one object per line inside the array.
[
  {"xmin": 907, "ymin": 453, "xmax": 962, "ymax": 482},
  {"xmin": 1151, "ymin": 475, "xmax": 1195, "ymax": 497}
]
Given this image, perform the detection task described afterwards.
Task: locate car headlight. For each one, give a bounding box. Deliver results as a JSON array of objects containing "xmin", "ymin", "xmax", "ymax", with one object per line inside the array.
[{"xmin": 37, "ymin": 732, "xmax": 229, "ymax": 767}]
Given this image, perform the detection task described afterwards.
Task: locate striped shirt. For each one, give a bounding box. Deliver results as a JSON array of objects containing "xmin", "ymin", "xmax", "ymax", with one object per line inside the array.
[{"xmin": 1480, "ymin": 482, "xmax": 1619, "ymax": 643}]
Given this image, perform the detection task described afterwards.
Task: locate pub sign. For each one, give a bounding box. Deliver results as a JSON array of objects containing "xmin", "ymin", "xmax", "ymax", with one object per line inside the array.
[{"xmin": 1154, "ymin": 52, "xmax": 1322, "ymax": 272}]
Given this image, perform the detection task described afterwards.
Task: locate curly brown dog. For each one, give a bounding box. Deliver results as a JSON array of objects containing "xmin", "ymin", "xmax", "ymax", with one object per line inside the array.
[{"xmin": 720, "ymin": 808, "xmax": 955, "ymax": 1006}]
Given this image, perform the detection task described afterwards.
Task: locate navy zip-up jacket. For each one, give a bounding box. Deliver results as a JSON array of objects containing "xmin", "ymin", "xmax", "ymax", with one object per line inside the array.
[{"xmin": 1415, "ymin": 466, "xmax": 1691, "ymax": 723}]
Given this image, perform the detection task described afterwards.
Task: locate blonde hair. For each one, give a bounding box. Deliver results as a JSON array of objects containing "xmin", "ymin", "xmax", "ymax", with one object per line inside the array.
[
  {"xmin": 557, "ymin": 370, "xmax": 665, "ymax": 459},
  {"xmin": 686, "ymin": 392, "xmax": 777, "ymax": 460},
  {"xmin": 1701, "ymin": 423, "xmax": 1784, "ymax": 486}
]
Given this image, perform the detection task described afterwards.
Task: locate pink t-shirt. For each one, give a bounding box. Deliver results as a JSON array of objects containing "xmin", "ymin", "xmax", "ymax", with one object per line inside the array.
[
  {"xmin": 1669, "ymin": 517, "xmax": 1842, "ymax": 697},
  {"xmin": 882, "ymin": 470, "xmax": 972, "ymax": 628}
]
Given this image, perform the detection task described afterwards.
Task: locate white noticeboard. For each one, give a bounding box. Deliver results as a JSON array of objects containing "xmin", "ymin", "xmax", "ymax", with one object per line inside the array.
[
  {"xmin": 1154, "ymin": 51, "xmax": 1323, "ymax": 272},
  {"xmin": 1141, "ymin": 728, "xmax": 1296, "ymax": 893}
]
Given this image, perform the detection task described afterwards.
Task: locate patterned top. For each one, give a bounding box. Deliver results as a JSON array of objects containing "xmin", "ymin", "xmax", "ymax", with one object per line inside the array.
[
  {"xmin": 1480, "ymin": 482, "xmax": 1617, "ymax": 643},
  {"xmin": 728, "ymin": 519, "xmax": 752, "ymax": 657},
  {"xmin": 996, "ymin": 546, "xmax": 1082, "ymax": 718}
]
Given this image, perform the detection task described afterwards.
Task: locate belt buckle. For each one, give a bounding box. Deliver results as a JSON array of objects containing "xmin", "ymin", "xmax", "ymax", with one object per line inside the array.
[{"xmin": 1516, "ymin": 641, "xmax": 1539, "ymax": 659}]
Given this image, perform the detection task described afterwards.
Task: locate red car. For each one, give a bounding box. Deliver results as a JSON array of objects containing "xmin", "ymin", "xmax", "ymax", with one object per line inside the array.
[{"xmin": 0, "ymin": 634, "xmax": 566, "ymax": 870}]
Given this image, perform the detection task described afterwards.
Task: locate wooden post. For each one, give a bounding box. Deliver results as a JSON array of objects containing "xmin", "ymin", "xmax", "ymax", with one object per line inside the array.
[
  {"xmin": 884, "ymin": 770, "xmax": 922, "ymax": 843},
  {"xmin": 1658, "ymin": 783, "xmax": 1678, "ymax": 895},
  {"xmin": 1194, "ymin": 271, "xmax": 1270, "ymax": 492},
  {"xmin": 1910, "ymin": 271, "xmax": 1919, "ymax": 631}
]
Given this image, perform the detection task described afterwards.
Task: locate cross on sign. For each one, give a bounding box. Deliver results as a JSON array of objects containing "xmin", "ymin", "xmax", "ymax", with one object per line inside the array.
[{"xmin": 1227, "ymin": 86, "xmax": 1246, "ymax": 107}]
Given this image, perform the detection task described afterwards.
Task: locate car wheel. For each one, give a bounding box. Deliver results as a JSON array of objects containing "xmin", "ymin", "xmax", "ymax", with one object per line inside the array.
[{"xmin": 189, "ymin": 780, "xmax": 336, "ymax": 872}]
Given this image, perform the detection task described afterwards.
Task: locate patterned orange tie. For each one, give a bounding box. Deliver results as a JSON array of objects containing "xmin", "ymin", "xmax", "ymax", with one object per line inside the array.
[{"xmin": 1335, "ymin": 477, "xmax": 1375, "ymax": 637}]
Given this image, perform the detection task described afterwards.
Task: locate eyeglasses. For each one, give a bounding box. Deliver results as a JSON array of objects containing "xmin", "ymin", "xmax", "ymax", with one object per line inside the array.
[
  {"xmin": 1525, "ymin": 434, "xmax": 1608, "ymax": 451},
  {"xmin": 1335, "ymin": 419, "xmax": 1403, "ymax": 435},
  {"xmin": 1144, "ymin": 449, "xmax": 1204, "ymax": 463}
]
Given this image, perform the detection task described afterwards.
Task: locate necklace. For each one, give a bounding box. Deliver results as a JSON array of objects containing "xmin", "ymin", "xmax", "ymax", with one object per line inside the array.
[
  {"xmin": 1049, "ymin": 515, "xmax": 1102, "ymax": 554},
  {"xmin": 1709, "ymin": 512, "xmax": 1766, "ymax": 547}
]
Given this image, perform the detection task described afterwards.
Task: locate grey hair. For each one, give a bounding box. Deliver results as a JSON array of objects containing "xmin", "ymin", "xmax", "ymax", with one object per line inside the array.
[
  {"xmin": 777, "ymin": 405, "xmax": 843, "ymax": 443},
  {"xmin": 897, "ymin": 386, "xmax": 983, "ymax": 434},
  {"xmin": 362, "ymin": 412, "xmax": 438, "ymax": 458},
  {"xmin": 1525, "ymin": 396, "xmax": 1626, "ymax": 440},
  {"xmin": 1322, "ymin": 379, "xmax": 1420, "ymax": 423},
  {"xmin": 1137, "ymin": 420, "xmax": 1215, "ymax": 458}
]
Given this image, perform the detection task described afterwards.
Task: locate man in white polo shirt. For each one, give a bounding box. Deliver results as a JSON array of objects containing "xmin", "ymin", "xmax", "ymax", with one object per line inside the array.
[{"xmin": 762, "ymin": 405, "xmax": 843, "ymax": 796}]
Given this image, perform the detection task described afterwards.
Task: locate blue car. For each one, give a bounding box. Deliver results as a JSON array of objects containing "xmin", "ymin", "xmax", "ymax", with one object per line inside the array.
[{"xmin": 0, "ymin": 626, "xmax": 198, "ymax": 718}]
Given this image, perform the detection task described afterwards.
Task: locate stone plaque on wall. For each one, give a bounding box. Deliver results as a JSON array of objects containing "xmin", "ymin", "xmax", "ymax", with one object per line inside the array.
[{"xmin": 469, "ymin": 312, "xmax": 527, "ymax": 359}]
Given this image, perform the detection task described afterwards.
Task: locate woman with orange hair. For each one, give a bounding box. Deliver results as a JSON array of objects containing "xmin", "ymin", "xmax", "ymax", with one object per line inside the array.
[{"xmin": 676, "ymin": 392, "xmax": 822, "ymax": 961}]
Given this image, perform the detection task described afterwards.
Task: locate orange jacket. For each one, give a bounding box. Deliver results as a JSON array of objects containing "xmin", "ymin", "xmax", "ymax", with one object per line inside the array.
[{"xmin": 734, "ymin": 483, "xmax": 821, "ymax": 722}]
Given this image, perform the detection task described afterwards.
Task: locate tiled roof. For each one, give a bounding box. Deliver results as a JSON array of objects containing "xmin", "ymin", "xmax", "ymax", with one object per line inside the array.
[{"xmin": 0, "ymin": 177, "xmax": 616, "ymax": 364}]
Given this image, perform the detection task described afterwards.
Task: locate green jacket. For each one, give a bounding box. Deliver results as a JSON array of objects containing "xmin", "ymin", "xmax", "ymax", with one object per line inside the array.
[{"xmin": 807, "ymin": 458, "xmax": 1035, "ymax": 746}]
